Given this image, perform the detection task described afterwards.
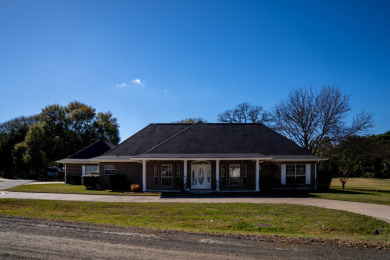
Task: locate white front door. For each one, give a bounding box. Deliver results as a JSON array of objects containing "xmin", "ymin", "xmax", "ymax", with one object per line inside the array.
[{"xmin": 191, "ymin": 162, "xmax": 211, "ymax": 189}]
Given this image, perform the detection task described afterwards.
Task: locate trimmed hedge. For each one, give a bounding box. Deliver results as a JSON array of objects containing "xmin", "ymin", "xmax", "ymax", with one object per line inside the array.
[
  {"xmin": 110, "ymin": 174, "xmax": 127, "ymax": 190},
  {"xmin": 317, "ymin": 163, "xmax": 333, "ymax": 191},
  {"xmin": 82, "ymin": 174, "xmax": 100, "ymax": 190},
  {"xmin": 65, "ymin": 175, "xmax": 82, "ymax": 185}
]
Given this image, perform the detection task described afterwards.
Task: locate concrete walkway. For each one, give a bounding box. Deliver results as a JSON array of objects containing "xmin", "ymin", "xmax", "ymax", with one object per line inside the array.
[{"xmin": 1, "ymin": 191, "xmax": 390, "ymax": 223}]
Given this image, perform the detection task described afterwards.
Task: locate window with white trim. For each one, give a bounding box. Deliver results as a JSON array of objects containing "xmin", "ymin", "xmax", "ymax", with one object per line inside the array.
[
  {"xmin": 229, "ymin": 164, "xmax": 240, "ymax": 187},
  {"xmin": 85, "ymin": 165, "xmax": 99, "ymax": 175},
  {"xmin": 104, "ymin": 165, "xmax": 115, "ymax": 175},
  {"xmin": 286, "ymin": 164, "xmax": 306, "ymax": 185},
  {"xmin": 161, "ymin": 164, "xmax": 173, "ymax": 187}
]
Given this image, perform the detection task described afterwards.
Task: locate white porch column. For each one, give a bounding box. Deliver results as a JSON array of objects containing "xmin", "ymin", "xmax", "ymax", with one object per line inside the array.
[
  {"xmin": 183, "ymin": 160, "xmax": 188, "ymax": 190},
  {"xmin": 216, "ymin": 160, "xmax": 220, "ymax": 192},
  {"xmin": 255, "ymin": 160, "xmax": 260, "ymax": 192},
  {"xmin": 315, "ymin": 162, "xmax": 318, "ymax": 190},
  {"xmin": 142, "ymin": 160, "xmax": 146, "ymax": 192}
]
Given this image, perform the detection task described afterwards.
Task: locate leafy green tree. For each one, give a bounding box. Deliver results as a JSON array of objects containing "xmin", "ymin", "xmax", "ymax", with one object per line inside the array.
[
  {"xmin": 320, "ymin": 134, "xmax": 390, "ymax": 189},
  {"xmin": 334, "ymin": 136, "xmax": 371, "ymax": 189},
  {"xmin": 0, "ymin": 116, "xmax": 36, "ymax": 177},
  {"xmin": 93, "ymin": 112, "xmax": 120, "ymax": 145},
  {"xmin": 15, "ymin": 123, "xmax": 48, "ymax": 177},
  {"xmin": 66, "ymin": 101, "xmax": 97, "ymax": 153},
  {"xmin": 1, "ymin": 101, "xmax": 120, "ymax": 178}
]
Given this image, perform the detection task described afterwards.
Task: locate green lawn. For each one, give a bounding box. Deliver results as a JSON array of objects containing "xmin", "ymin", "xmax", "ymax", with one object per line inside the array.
[
  {"xmin": 5, "ymin": 178, "xmax": 390, "ymax": 205},
  {"xmin": 5, "ymin": 183, "xmax": 160, "ymax": 196},
  {"xmin": 0, "ymin": 199, "xmax": 389, "ymax": 246},
  {"xmin": 309, "ymin": 178, "xmax": 390, "ymax": 206}
]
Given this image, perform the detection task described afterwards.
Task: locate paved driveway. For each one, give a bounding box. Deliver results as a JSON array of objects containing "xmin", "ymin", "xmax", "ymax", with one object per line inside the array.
[
  {"xmin": 1, "ymin": 191, "xmax": 390, "ymax": 223},
  {"xmin": 0, "ymin": 180, "xmax": 34, "ymax": 190}
]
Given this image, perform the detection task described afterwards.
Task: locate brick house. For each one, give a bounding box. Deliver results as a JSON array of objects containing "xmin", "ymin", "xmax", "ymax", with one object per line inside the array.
[
  {"xmin": 58, "ymin": 122, "xmax": 326, "ymax": 191},
  {"xmin": 57, "ymin": 139, "xmax": 115, "ymax": 183}
]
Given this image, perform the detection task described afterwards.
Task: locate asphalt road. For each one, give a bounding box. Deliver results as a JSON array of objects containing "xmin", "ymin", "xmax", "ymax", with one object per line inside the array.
[{"xmin": 0, "ymin": 216, "xmax": 388, "ymax": 260}]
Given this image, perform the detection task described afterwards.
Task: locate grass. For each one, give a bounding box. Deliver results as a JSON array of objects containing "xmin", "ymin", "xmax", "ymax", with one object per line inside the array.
[
  {"xmin": 0, "ymin": 199, "xmax": 389, "ymax": 246},
  {"xmin": 5, "ymin": 183, "xmax": 160, "ymax": 196},
  {"xmin": 5, "ymin": 177, "xmax": 390, "ymax": 205},
  {"xmin": 309, "ymin": 178, "xmax": 390, "ymax": 206}
]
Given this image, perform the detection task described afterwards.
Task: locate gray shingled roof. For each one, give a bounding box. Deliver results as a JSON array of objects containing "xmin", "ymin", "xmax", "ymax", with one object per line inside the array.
[
  {"xmin": 102, "ymin": 124, "xmax": 191, "ymax": 156},
  {"xmin": 97, "ymin": 122, "xmax": 323, "ymax": 160},
  {"xmin": 57, "ymin": 140, "xmax": 115, "ymax": 163}
]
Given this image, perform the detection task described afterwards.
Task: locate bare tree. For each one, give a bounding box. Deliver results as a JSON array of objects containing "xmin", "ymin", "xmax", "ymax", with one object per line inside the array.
[
  {"xmin": 174, "ymin": 117, "xmax": 207, "ymax": 124},
  {"xmin": 272, "ymin": 85, "xmax": 374, "ymax": 154},
  {"xmin": 218, "ymin": 102, "xmax": 272, "ymax": 124}
]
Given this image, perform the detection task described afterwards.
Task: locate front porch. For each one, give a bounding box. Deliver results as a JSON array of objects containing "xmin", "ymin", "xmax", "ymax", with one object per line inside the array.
[{"xmin": 143, "ymin": 159, "xmax": 263, "ymax": 192}]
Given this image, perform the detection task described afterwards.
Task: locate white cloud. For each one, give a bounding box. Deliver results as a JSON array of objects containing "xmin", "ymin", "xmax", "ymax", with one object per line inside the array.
[
  {"xmin": 132, "ymin": 78, "xmax": 142, "ymax": 85},
  {"xmin": 163, "ymin": 89, "xmax": 168, "ymax": 92},
  {"xmin": 116, "ymin": 78, "xmax": 145, "ymax": 89},
  {"xmin": 116, "ymin": 82, "xmax": 127, "ymax": 88}
]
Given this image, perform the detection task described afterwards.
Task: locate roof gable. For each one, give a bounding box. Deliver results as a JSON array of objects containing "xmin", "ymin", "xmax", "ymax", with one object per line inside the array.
[
  {"xmin": 143, "ymin": 122, "xmax": 311, "ymax": 156},
  {"xmin": 68, "ymin": 140, "xmax": 115, "ymax": 159},
  {"xmin": 145, "ymin": 122, "xmax": 251, "ymax": 154},
  {"xmin": 100, "ymin": 122, "xmax": 314, "ymax": 158},
  {"xmin": 103, "ymin": 124, "xmax": 191, "ymax": 156}
]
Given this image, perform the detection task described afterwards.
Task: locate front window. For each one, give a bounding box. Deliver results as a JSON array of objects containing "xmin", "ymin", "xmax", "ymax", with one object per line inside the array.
[
  {"xmin": 104, "ymin": 165, "xmax": 115, "ymax": 175},
  {"xmin": 229, "ymin": 164, "xmax": 240, "ymax": 186},
  {"xmin": 286, "ymin": 164, "xmax": 306, "ymax": 185},
  {"xmin": 161, "ymin": 164, "xmax": 173, "ymax": 187},
  {"xmin": 85, "ymin": 165, "xmax": 99, "ymax": 175}
]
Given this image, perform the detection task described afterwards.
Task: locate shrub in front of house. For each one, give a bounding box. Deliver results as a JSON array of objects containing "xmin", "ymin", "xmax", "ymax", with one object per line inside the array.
[
  {"xmin": 260, "ymin": 173, "xmax": 277, "ymax": 193},
  {"xmin": 316, "ymin": 163, "xmax": 333, "ymax": 191},
  {"xmin": 130, "ymin": 184, "xmax": 141, "ymax": 192},
  {"xmin": 65, "ymin": 175, "xmax": 82, "ymax": 185},
  {"xmin": 82, "ymin": 174, "xmax": 100, "ymax": 190},
  {"xmin": 109, "ymin": 174, "xmax": 127, "ymax": 190}
]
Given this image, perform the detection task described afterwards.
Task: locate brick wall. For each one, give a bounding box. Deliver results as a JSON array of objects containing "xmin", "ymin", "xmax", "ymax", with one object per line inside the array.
[
  {"xmin": 99, "ymin": 162, "xmax": 142, "ymax": 189},
  {"xmin": 219, "ymin": 160, "xmax": 256, "ymax": 191},
  {"xmin": 92, "ymin": 160, "xmax": 317, "ymax": 191},
  {"xmin": 146, "ymin": 161, "xmax": 184, "ymax": 191},
  {"xmin": 65, "ymin": 163, "xmax": 98, "ymax": 176},
  {"xmin": 266, "ymin": 161, "xmax": 316, "ymax": 188}
]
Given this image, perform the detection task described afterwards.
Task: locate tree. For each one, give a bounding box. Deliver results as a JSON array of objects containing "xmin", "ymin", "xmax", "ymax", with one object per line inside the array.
[
  {"xmin": 93, "ymin": 112, "xmax": 120, "ymax": 145},
  {"xmin": 272, "ymin": 85, "xmax": 374, "ymax": 154},
  {"xmin": 174, "ymin": 117, "xmax": 207, "ymax": 124},
  {"xmin": 334, "ymin": 136, "xmax": 372, "ymax": 189},
  {"xmin": 4, "ymin": 101, "xmax": 120, "ymax": 178},
  {"xmin": 218, "ymin": 102, "xmax": 272, "ymax": 124},
  {"xmin": 0, "ymin": 116, "xmax": 36, "ymax": 177},
  {"xmin": 15, "ymin": 123, "xmax": 48, "ymax": 178}
]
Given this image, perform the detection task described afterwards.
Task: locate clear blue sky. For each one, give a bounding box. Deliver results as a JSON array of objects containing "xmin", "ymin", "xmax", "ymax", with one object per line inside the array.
[{"xmin": 1, "ymin": 0, "xmax": 389, "ymax": 141}]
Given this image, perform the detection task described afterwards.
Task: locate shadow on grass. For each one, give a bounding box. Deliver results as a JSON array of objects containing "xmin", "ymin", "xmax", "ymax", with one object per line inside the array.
[{"xmin": 160, "ymin": 188, "xmax": 378, "ymax": 199}]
